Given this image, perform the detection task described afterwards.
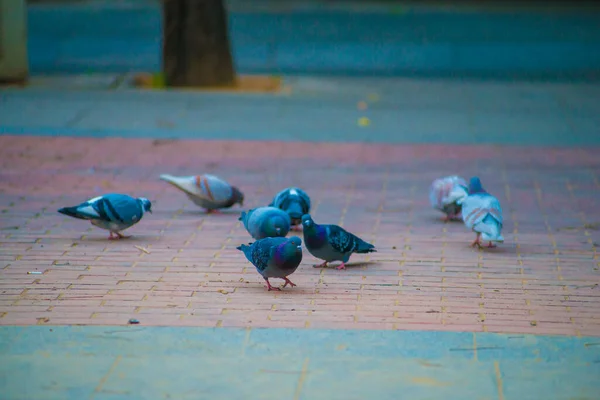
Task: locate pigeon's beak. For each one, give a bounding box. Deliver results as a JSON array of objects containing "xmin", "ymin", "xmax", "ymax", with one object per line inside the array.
[{"xmin": 296, "ymin": 245, "xmax": 302, "ymax": 251}]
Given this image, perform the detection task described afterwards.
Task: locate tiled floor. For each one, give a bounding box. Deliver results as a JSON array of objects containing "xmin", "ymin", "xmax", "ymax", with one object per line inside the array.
[{"xmin": 1, "ymin": 135, "xmax": 598, "ymax": 337}]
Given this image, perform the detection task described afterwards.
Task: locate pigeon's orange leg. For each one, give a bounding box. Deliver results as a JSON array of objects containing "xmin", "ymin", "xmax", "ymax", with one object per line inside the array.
[
  {"xmin": 471, "ymin": 233, "xmax": 482, "ymax": 248},
  {"xmin": 336, "ymin": 262, "xmax": 346, "ymax": 270},
  {"xmin": 265, "ymin": 278, "xmax": 281, "ymax": 291},
  {"xmin": 487, "ymin": 241, "xmax": 497, "ymax": 248},
  {"xmin": 282, "ymin": 277, "xmax": 297, "ymax": 288}
]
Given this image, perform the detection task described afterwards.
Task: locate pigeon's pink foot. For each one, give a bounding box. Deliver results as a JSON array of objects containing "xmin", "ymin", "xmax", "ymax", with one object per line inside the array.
[
  {"xmin": 470, "ymin": 233, "xmax": 482, "ymax": 249},
  {"xmin": 336, "ymin": 262, "xmax": 346, "ymax": 270},
  {"xmin": 282, "ymin": 277, "xmax": 297, "ymax": 288},
  {"xmin": 206, "ymin": 209, "xmax": 221, "ymax": 214},
  {"xmin": 115, "ymin": 232, "xmax": 131, "ymax": 239},
  {"xmin": 487, "ymin": 241, "xmax": 497, "ymax": 248},
  {"xmin": 290, "ymin": 225, "xmax": 302, "ymax": 232},
  {"xmin": 108, "ymin": 232, "xmax": 117, "ymax": 240},
  {"xmin": 265, "ymin": 279, "xmax": 281, "ymax": 291},
  {"xmin": 442, "ymin": 214, "xmax": 452, "ymax": 222},
  {"xmin": 313, "ymin": 261, "xmax": 328, "ymax": 268}
]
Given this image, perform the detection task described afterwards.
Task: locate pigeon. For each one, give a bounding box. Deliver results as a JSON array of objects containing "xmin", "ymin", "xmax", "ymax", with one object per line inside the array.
[
  {"xmin": 269, "ymin": 187, "xmax": 311, "ymax": 231},
  {"xmin": 237, "ymin": 236, "xmax": 303, "ymax": 291},
  {"xmin": 58, "ymin": 193, "xmax": 152, "ymax": 240},
  {"xmin": 239, "ymin": 206, "xmax": 291, "ymax": 240},
  {"xmin": 429, "ymin": 175, "xmax": 469, "ymax": 221},
  {"xmin": 461, "ymin": 176, "xmax": 504, "ymax": 248},
  {"xmin": 301, "ymin": 214, "xmax": 376, "ymax": 270},
  {"xmin": 159, "ymin": 173, "xmax": 244, "ymax": 213}
]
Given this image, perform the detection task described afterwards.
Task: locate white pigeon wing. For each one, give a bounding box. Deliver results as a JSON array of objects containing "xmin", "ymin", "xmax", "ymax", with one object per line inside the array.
[
  {"xmin": 159, "ymin": 174, "xmax": 201, "ymax": 196},
  {"xmin": 462, "ymin": 193, "xmax": 503, "ymax": 230}
]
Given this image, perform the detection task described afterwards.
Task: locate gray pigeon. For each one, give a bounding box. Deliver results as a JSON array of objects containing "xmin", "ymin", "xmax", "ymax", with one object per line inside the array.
[
  {"xmin": 237, "ymin": 236, "xmax": 303, "ymax": 291},
  {"xmin": 429, "ymin": 175, "xmax": 469, "ymax": 221},
  {"xmin": 239, "ymin": 206, "xmax": 291, "ymax": 240},
  {"xmin": 159, "ymin": 173, "xmax": 244, "ymax": 213},
  {"xmin": 269, "ymin": 187, "xmax": 311, "ymax": 230},
  {"xmin": 462, "ymin": 176, "xmax": 504, "ymax": 248},
  {"xmin": 301, "ymin": 214, "xmax": 376, "ymax": 270},
  {"xmin": 58, "ymin": 193, "xmax": 152, "ymax": 240}
]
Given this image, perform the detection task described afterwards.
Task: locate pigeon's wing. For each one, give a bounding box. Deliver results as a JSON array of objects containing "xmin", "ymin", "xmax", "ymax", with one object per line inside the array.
[
  {"xmin": 251, "ymin": 238, "xmax": 286, "ymax": 272},
  {"xmin": 201, "ymin": 174, "xmax": 234, "ymax": 203},
  {"xmin": 462, "ymin": 193, "xmax": 503, "ymax": 230},
  {"xmin": 93, "ymin": 193, "xmax": 142, "ymax": 224},
  {"xmin": 325, "ymin": 225, "xmax": 357, "ymax": 254}
]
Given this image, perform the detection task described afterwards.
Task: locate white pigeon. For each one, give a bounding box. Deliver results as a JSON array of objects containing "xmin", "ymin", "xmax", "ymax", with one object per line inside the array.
[
  {"xmin": 159, "ymin": 174, "xmax": 244, "ymax": 213},
  {"xmin": 429, "ymin": 175, "xmax": 469, "ymax": 221},
  {"xmin": 461, "ymin": 176, "xmax": 504, "ymax": 248}
]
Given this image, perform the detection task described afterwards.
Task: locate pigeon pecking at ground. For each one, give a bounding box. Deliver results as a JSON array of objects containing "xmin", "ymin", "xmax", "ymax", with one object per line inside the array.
[
  {"xmin": 269, "ymin": 187, "xmax": 311, "ymax": 231},
  {"xmin": 429, "ymin": 175, "xmax": 469, "ymax": 222},
  {"xmin": 237, "ymin": 236, "xmax": 303, "ymax": 291},
  {"xmin": 239, "ymin": 206, "xmax": 291, "ymax": 240},
  {"xmin": 159, "ymin": 173, "xmax": 244, "ymax": 213},
  {"xmin": 58, "ymin": 193, "xmax": 152, "ymax": 240}
]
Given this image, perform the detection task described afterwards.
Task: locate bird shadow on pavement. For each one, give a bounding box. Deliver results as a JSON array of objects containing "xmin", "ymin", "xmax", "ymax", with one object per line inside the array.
[
  {"xmin": 312, "ymin": 261, "xmax": 379, "ymax": 269},
  {"xmin": 149, "ymin": 209, "xmax": 243, "ymax": 217},
  {"xmin": 79, "ymin": 234, "xmax": 156, "ymax": 243}
]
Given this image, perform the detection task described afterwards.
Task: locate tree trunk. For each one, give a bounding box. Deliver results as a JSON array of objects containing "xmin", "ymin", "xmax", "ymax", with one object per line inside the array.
[{"xmin": 162, "ymin": 0, "xmax": 236, "ymax": 87}]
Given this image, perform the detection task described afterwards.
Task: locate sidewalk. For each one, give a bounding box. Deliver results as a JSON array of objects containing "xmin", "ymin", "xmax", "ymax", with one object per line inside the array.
[
  {"xmin": 1, "ymin": 72, "xmax": 600, "ymax": 398},
  {"xmin": 1, "ymin": 75, "xmax": 600, "ymax": 146}
]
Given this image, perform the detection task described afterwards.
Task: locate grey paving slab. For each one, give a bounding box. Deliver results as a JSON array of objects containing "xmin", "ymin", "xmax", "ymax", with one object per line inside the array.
[
  {"xmin": 1, "ymin": 326, "xmax": 599, "ymax": 400},
  {"xmin": 1, "ymin": 76, "xmax": 600, "ymax": 146}
]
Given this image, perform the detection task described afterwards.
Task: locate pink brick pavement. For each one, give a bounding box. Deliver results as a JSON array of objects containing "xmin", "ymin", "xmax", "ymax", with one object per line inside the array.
[{"xmin": 0, "ymin": 135, "xmax": 599, "ymax": 336}]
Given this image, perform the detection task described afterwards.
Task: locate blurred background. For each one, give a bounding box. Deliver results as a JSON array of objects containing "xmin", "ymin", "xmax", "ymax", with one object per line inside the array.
[
  {"xmin": 3, "ymin": 0, "xmax": 599, "ymax": 82},
  {"xmin": 1, "ymin": 0, "xmax": 599, "ymax": 144}
]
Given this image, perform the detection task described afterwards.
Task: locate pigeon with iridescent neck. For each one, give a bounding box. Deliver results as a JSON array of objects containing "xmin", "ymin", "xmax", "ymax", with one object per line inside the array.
[
  {"xmin": 237, "ymin": 236, "xmax": 303, "ymax": 291},
  {"xmin": 301, "ymin": 214, "xmax": 376, "ymax": 270},
  {"xmin": 461, "ymin": 176, "xmax": 504, "ymax": 248},
  {"xmin": 58, "ymin": 193, "xmax": 152, "ymax": 240},
  {"xmin": 159, "ymin": 173, "xmax": 244, "ymax": 213}
]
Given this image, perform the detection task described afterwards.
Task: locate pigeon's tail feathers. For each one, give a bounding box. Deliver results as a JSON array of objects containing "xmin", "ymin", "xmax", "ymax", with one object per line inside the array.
[
  {"xmin": 159, "ymin": 174, "xmax": 178, "ymax": 184},
  {"xmin": 236, "ymin": 243, "xmax": 254, "ymax": 262},
  {"xmin": 478, "ymin": 215, "xmax": 504, "ymax": 242},
  {"xmin": 58, "ymin": 206, "xmax": 91, "ymax": 220},
  {"xmin": 286, "ymin": 201, "xmax": 304, "ymax": 220},
  {"xmin": 355, "ymin": 239, "xmax": 377, "ymax": 253},
  {"xmin": 160, "ymin": 174, "xmax": 197, "ymax": 194}
]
